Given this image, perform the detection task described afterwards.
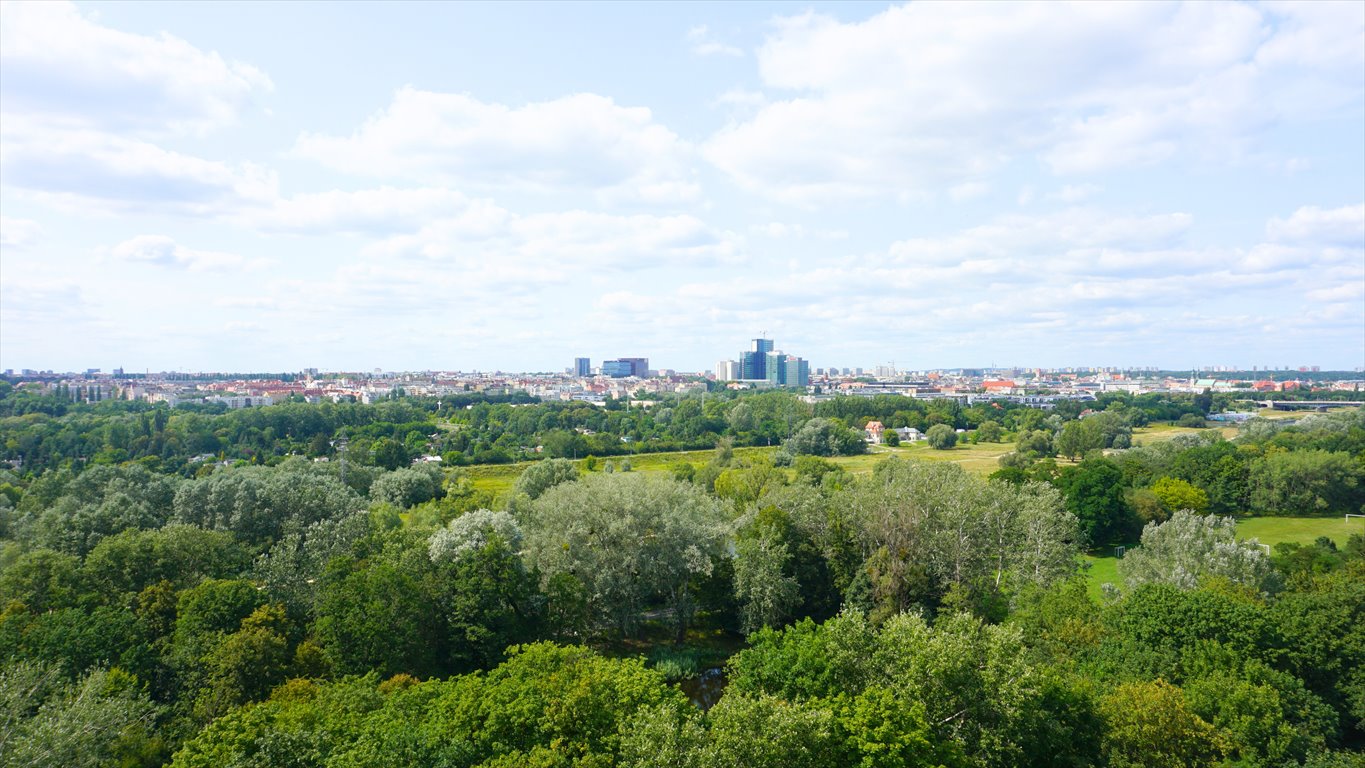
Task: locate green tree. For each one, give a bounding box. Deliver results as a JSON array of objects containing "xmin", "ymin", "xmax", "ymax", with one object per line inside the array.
[
  {"xmin": 1057, "ymin": 457, "xmax": 1133, "ymax": 546},
  {"xmin": 925, "ymin": 424, "xmax": 957, "ymax": 450},
  {"xmin": 976, "ymin": 420, "xmax": 1003, "ymax": 443},
  {"xmin": 1149, "ymin": 476, "xmax": 1208, "ymax": 514},
  {"xmin": 1099, "ymin": 679, "xmax": 1228, "ymax": 768},
  {"xmin": 1250, "ymin": 449, "xmax": 1364, "ymax": 515},
  {"xmin": 734, "ymin": 532, "xmax": 800, "ymax": 634},
  {"xmin": 369, "ymin": 466, "xmax": 442, "ymax": 509},
  {"xmin": 1118, "ymin": 512, "xmax": 1281, "ymax": 594},
  {"xmin": 785, "ymin": 418, "xmax": 867, "ymax": 457},
  {"xmin": 521, "ymin": 473, "xmax": 727, "ymax": 640},
  {"xmin": 512, "ymin": 457, "xmax": 579, "ymax": 500},
  {"xmin": 0, "ymin": 663, "xmax": 161, "ymax": 768},
  {"xmin": 313, "ymin": 555, "xmax": 442, "ymax": 678}
]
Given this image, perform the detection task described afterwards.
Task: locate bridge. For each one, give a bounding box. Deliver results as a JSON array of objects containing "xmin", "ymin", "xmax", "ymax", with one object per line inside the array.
[{"xmin": 1258, "ymin": 400, "xmax": 1362, "ymax": 411}]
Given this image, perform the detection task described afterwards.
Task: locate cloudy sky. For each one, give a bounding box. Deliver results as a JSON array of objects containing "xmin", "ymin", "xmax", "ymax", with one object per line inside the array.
[{"xmin": 1, "ymin": 1, "xmax": 1362, "ymax": 373}]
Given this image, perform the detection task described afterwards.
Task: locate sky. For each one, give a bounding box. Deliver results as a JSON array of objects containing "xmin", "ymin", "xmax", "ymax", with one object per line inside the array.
[{"xmin": 1, "ymin": 1, "xmax": 1363, "ymax": 374}]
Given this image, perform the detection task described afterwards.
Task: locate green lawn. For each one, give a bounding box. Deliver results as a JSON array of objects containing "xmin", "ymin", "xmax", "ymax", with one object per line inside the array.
[
  {"xmin": 1235, "ymin": 515, "xmax": 1364, "ymax": 548},
  {"xmin": 1130, "ymin": 423, "xmax": 1238, "ymax": 445},
  {"xmin": 841, "ymin": 440, "xmax": 1018, "ymax": 477},
  {"xmin": 1083, "ymin": 514, "xmax": 1365, "ymax": 599},
  {"xmin": 463, "ymin": 446, "xmax": 777, "ymax": 505}
]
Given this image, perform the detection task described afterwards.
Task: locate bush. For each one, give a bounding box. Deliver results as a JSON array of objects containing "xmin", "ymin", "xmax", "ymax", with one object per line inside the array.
[{"xmin": 647, "ymin": 647, "xmax": 702, "ymax": 682}]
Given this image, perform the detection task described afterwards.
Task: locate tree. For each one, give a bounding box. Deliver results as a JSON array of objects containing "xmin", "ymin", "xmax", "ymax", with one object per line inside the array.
[
  {"xmin": 784, "ymin": 418, "xmax": 867, "ymax": 457},
  {"xmin": 1099, "ymin": 679, "xmax": 1228, "ymax": 768},
  {"xmin": 1015, "ymin": 429, "xmax": 1054, "ymax": 458},
  {"xmin": 521, "ymin": 473, "xmax": 727, "ymax": 640},
  {"xmin": 1056, "ymin": 458, "xmax": 1133, "ymax": 546},
  {"xmin": 369, "ymin": 466, "xmax": 442, "ymax": 509},
  {"xmin": 1249, "ymin": 449, "xmax": 1364, "ymax": 515},
  {"xmin": 926, "ymin": 424, "xmax": 957, "ymax": 450},
  {"xmin": 1053, "ymin": 421, "xmax": 1094, "ymax": 460},
  {"xmin": 512, "ymin": 457, "xmax": 579, "ymax": 500},
  {"xmin": 1149, "ymin": 476, "xmax": 1208, "ymax": 515},
  {"xmin": 172, "ymin": 466, "xmax": 362, "ymax": 546},
  {"xmin": 0, "ymin": 663, "xmax": 160, "ymax": 768},
  {"xmin": 976, "ymin": 420, "xmax": 1003, "ymax": 443},
  {"xmin": 313, "ymin": 554, "xmax": 442, "ymax": 679},
  {"xmin": 734, "ymin": 533, "xmax": 800, "ymax": 634},
  {"xmin": 1117, "ymin": 511, "xmax": 1281, "ymax": 593}
]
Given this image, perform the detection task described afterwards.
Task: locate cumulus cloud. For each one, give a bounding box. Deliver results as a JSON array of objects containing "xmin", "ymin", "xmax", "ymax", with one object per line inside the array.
[
  {"xmin": 704, "ymin": 2, "xmax": 1365, "ymax": 203},
  {"xmin": 0, "ymin": 0, "xmax": 271, "ymax": 137},
  {"xmin": 294, "ymin": 87, "xmax": 699, "ymax": 203},
  {"xmin": 355, "ymin": 195, "xmax": 743, "ymax": 274},
  {"xmin": 1, "ymin": 125, "xmax": 277, "ymax": 215},
  {"xmin": 109, "ymin": 235, "xmax": 266, "ymax": 271},
  {"xmin": 1266, "ymin": 204, "xmax": 1365, "ymax": 245},
  {"xmin": 0, "ymin": 1, "xmax": 274, "ymax": 216},
  {"xmin": 588, "ymin": 203, "xmax": 1362, "ymax": 364},
  {"xmin": 688, "ymin": 25, "xmax": 743, "ymax": 57},
  {"xmin": 245, "ymin": 187, "xmax": 471, "ymax": 235}
]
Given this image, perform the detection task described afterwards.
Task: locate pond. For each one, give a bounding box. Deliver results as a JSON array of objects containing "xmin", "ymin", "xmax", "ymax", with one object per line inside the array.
[{"xmin": 678, "ymin": 667, "xmax": 727, "ymax": 710}]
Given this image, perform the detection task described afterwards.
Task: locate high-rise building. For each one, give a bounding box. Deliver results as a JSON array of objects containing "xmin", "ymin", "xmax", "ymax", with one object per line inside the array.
[
  {"xmin": 766, "ymin": 350, "xmax": 788, "ymax": 385},
  {"xmin": 716, "ymin": 360, "xmax": 739, "ymax": 381},
  {"xmin": 741, "ymin": 338, "xmax": 773, "ymax": 380},
  {"xmin": 574, "ymin": 357, "xmax": 591, "ymax": 377},
  {"xmin": 602, "ymin": 357, "xmax": 648, "ymax": 378},
  {"xmin": 785, "ymin": 357, "xmax": 810, "ymax": 387}
]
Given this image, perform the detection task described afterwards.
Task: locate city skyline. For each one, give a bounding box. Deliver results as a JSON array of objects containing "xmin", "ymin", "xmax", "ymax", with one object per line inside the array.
[{"xmin": 2, "ymin": 2, "xmax": 1363, "ymax": 372}]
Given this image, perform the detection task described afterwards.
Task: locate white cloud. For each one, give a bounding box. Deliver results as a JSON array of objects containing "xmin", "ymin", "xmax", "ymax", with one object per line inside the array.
[
  {"xmin": 0, "ymin": 216, "xmax": 41, "ymax": 248},
  {"xmin": 0, "ymin": 2, "xmax": 274, "ymax": 217},
  {"xmin": 1050, "ymin": 184, "xmax": 1103, "ymax": 203},
  {"xmin": 109, "ymin": 235, "xmax": 265, "ymax": 271},
  {"xmin": 367, "ymin": 205, "xmax": 743, "ymax": 273},
  {"xmin": 688, "ymin": 25, "xmax": 743, "ymax": 57},
  {"xmin": 0, "ymin": 124, "xmax": 277, "ymax": 215},
  {"xmin": 246, "ymin": 187, "xmax": 471, "ymax": 235},
  {"xmin": 294, "ymin": 87, "xmax": 699, "ymax": 203},
  {"xmin": 750, "ymin": 222, "xmax": 848, "ymax": 240},
  {"xmin": 1266, "ymin": 204, "xmax": 1365, "ymax": 245},
  {"xmin": 589, "ymin": 203, "xmax": 1361, "ymax": 362},
  {"xmin": 704, "ymin": 2, "xmax": 1364, "ymax": 203},
  {"xmin": 0, "ymin": 0, "xmax": 271, "ymax": 137}
]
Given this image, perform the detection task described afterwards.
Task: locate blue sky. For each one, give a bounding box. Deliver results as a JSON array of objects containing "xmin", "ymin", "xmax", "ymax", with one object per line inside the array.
[{"xmin": 1, "ymin": 0, "xmax": 1362, "ymax": 373}]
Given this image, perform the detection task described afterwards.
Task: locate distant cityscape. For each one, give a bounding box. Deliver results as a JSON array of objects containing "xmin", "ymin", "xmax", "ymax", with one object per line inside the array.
[{"xmin": 3, "ymin": 335, "xmax": 1361, "ymax": 411}]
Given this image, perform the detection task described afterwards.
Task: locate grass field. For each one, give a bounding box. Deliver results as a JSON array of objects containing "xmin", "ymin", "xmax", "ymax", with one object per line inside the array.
[
  {"xmin": 1083, "ymin": 514, "xmax": 1365, "ymax": 599},
  {"xmin": 462, "ymin": 446, "xmax": 778, "ymax": 504},
  {"xmin": 840, "ymin": 440, "xmax": 1019, "ymax": 476},
  {"xmin": 1129, "ymin": 423, "xmax": 1239, "ymax": 444}
]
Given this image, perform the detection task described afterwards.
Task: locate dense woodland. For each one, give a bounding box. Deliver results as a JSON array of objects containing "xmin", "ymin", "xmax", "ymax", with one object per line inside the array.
[{"xmin": 1, "ymin": 383, "xmax": 1363, "ymax": 767}]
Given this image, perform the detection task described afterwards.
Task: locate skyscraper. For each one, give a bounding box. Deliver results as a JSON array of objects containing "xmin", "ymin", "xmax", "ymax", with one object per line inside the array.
[
  {"xmin": 766, "ymin": 350, "xmax": 788, "ymax": 385},
  {"xmin": 574, "ymin": 357, "xmax": 591, "ymax": 376},
  {"xmin": 741, "ymin": 338, "xmax": 773, "ymax": 380}
]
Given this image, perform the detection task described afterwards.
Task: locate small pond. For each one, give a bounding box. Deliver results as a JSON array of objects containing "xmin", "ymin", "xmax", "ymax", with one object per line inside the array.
[{"xmin": 679, "ymin": 667, "xmax": 727, "ymax": 710}]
